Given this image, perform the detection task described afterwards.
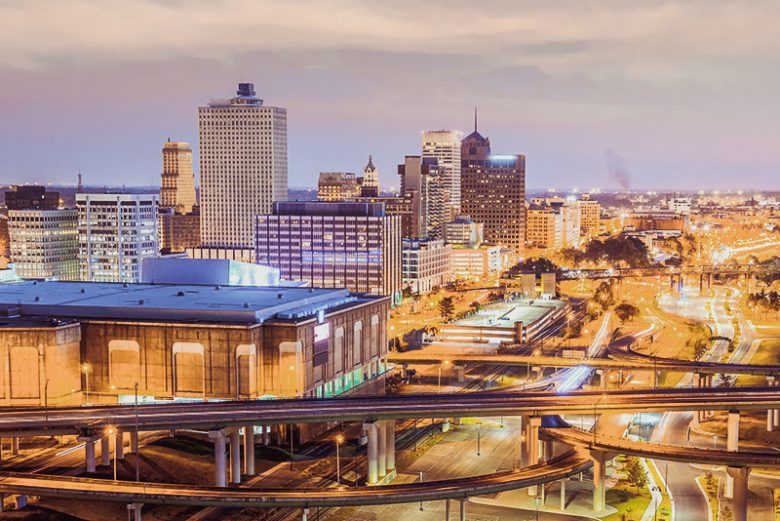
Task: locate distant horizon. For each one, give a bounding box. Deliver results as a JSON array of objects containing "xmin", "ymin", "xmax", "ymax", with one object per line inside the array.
[{"xmin": 4, "ymin": 2, "xmax": 780, "ymax": 190}]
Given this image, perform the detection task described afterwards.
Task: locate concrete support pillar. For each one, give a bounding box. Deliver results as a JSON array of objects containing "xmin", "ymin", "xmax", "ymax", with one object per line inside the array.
[
  {"xmin": 302, "ymin": 508, "xmax": 309, "ymax": 521},
  {"xmin": 725, "ymin": 410, "xmax": 740, "ymax": 499},
  {"xmin": 116, "ymin": 431, "xmax": 125, "ymax": 460},
  {"xmin": 445, "ymin": 499, "xmax": 450, "ymax": 520},
  {"xmin": 363, "ymin": 421, "xmax": 378, "ymax": 485},
  {"xmin": 129, "ymin": 430, "xmax": 138, "ymax": 454},
  {"xmin": 527, "ymin": 416, "xmax": 541, "ymax": 496},
  {"xmin": 11, "ymin": 438, "xmax": 19, "ymax": 456},
  {"xmin": 244, "ymin": 425, "xmax": 256, "ymax": 476},
  {"xmin": 262, "ymin": 425, "xmax": 270, "ymax": 446},
  {"xmin": 727, "ymin": 466, "xmax": 750, "ymax": 521},
  {"xmin": 560, "ymin": 478, "xmax": 566, "ymax": 510},
  {"xmin": 590, "ymin": 450, "xmax": 606, "ymax": 512},
  {"xmin": 456, "ymin": 365, "xmax": 465, "ymax": 383},
  {"xmin": 442, "ymin": 420, "xmax": 451, "ymax": 433},
  {"xmin": 543, "ymin": 439, "xmax": 554, "ymax": 463},
  {"xmin": 208, "ymin": 430, "xmax": 227, "ymax": 488},
  {"xmin": 101, "ymin": 436, "xmax": 110, "ymax": 467},
  {"xmin": 79, "ymin": 435, "xmax": 97, "ymax": 473},
  {"xmin": 385, "ymin": 420, "xmax": 396, "ymax": 474},
  {"xmin": 229, "ymin": 428, "xmax": 241, "ymax": 484},
  {"xmin": 376, "ymin": 421, "xmax": 387, "ymax": 478},
  {"xmin": 650, "ymin": 370, "xmax": 658, "ymax": 389},
  {"xmin": 459, "ymin": 499, "xmax": 466, "ymax": 521},
  {"xmin": 768, "ymin": 377, "xmax": 775, "ymax": 432},
  {"xmin": 618, "ymin": 369, "xmax": 624, "ymax": 387},
  {"xmin": 127, "ymin": 503, "xmax": 143, "ymax": 521},
  {"xmin": 773, "ymin": 380, "xmax": 780, "ymax": 428}
]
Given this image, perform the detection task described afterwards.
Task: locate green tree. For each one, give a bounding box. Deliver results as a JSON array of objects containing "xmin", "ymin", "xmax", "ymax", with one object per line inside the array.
[
  {"xmin": 624, "ymin": 456, "xmax": 648, "ymax": 491},
  {"xmin": 509, "ymin": 256, "xmax": 560, "ymax": 275},
  {"xmin": 593, "ymin": 281, "xmax": 616, "ymax": 311},
  {"xmin": 614, "ymin": 302, "xmax": 640, "ymax": 323},
  {"xmin": 438, "ymin": 297, "xmax": 455, "ymax": 321},
  {"xmin": 469, "ymin": 301, "xmax": 482, "ymax": 313}
]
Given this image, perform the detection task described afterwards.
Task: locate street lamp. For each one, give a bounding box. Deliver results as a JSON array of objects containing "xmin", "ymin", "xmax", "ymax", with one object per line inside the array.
[
  {"xmin": 438, "ymin": 360, "xmax": 450, "ymax": 389},
  {"xmin": 476, "ymin": 421, "xmax": 481, "ymax": 456},
  {"xmin": 335, "ymin": 434, "xmax": 344, "ymax": 484},
  {"xmin": 81, "ymin": 363, "xmax": 90, "ymax": 402},
  {"xmin": 106, "ymin": 426, "xmax": 117, "ymax": 481}
]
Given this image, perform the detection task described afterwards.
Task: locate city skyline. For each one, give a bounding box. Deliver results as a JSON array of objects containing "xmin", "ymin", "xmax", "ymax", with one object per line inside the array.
[{"xmin": 3, "ymin": 1, "xmax": 780, "ymax": 190}]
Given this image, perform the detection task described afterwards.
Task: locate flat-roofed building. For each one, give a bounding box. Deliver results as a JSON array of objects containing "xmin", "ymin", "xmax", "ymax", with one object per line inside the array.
[
  {"xmin": 443, "ymin": 214, "xmax": 484, "ymax": 247},
  {"xmin": 318, "ymin": 172, "xmax": 361, "ymax": 201},
  {"xmin": 450, "ymin": 244, "xmax": 502, "ymax": 280},
  {"xmin": 402, "ymin": 238, "xmax": 451, "ymax": 295},
  {"xmin": 256, "ymin": 201, "xmax": 402, "ymax": 299},
  {"xmin": 8, "ymin": 208, "xmax": 79, "ymax": 280},
  {"xmin": 0, "ymin": 281, "xmax": 390, "ymax": 440},
  {"xmin": 77, "ymin": 193, "xmax": 159, "ymax": 283}
]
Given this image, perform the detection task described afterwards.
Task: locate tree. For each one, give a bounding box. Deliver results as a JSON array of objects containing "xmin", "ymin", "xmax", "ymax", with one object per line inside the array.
[
  {"xmin": 509, "ymin": 257, "xmax": 560, "ymax": 275},
  {"xmin": 593, "ymin": 281, "xmax": 616, "ymax": 311},
  {"xmin": 624, "ymin": 456, "xmax": 648, "ymax": 491},
  {"xmin": 562, "ymin": 320, "xmax": 583, "ymax": 339},
  {"xmin": 615, "ymin": 302, "xmax": 640, "ymax": 323},
  {"xmin": 438, "ymin": 297, "xmax": 455, "ymax": 322},
  {"xmin": 469, "ymin": 301, "xmax": 482, "ymax": 313}
]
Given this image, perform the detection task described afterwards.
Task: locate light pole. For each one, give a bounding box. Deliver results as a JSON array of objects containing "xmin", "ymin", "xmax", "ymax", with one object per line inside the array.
[
  {"xmin": 44, "ymin": 378, "xmax": 49, "ymax": 430},
  {"xmin": 652, "ymin": 485, "xmax": 661, "ymax": 520},
  {"xmin": 476, "ymin": 421, "xmax": 481, "ymax": 456},
  {"xmin": 335, "ymin": 434, "xmax": 344, "ymax": 484},
  {"xmin": 134, "ymin": 382, "xmax": 140, "ymax": 482},
  {"xmin": 81, "ymin": 363, "xmax": 90, "ymax": 402}
]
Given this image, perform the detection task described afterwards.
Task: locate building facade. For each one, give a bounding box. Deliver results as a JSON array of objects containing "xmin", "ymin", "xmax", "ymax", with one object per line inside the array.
[
  {"xmin": 160, "ymin": 140, "xmax": 197, "ymax": 214},
  {"xmin": 460, "ymin": 126, "xmax": 526, "ymax": 254},
  {"xmin": 77, "ymin": 193, "xmax": 159, "ymax": 282},
  {"xmin": 398, "ymin": 156, "xmax": 448, "ymax": 239},
  {"xmin": 443, "ymin": 214, "xmax": 484, "ymax": 247},
  {"xmin": 422, "ymin": 130, "xmax": 462, "ymax": 212},
  {"xmin": 578, "ymin": 197, "xmax": 601, "ymax": 237},
  {"xmin": 361, "ymin": 155, "xmax": 380, "ymax": 197},
  {"xmin": 7, "ymin": 209, "xmax": 79, "ymax": 280},
  {"xmin": 199, "ymin": 83, "xmax": 287, "ymax": 248},
  {"xmin": 0, "ymin": 281, "xmax": 390, "ymax": 440},
  {"xmin": 450, "ymin": 244, "xmax": 502, "ymax": 280},
  {"xmin": 317, "ymin": 172, "xmax": 361, "ymax": 201},
  {"xmin": 401, "ymin": 238, "xmax": 451, "ymax": 295},
  {"xmin": 255, "ymin": 201, "xmax": 402, "ymax": 299},
  {"xmin": 159, "ymin": 208, "xmax": 201, "ymax": 253},
  {"xmin": 526, "ymin": 205, "xmax": 562, "ymax": 249}
]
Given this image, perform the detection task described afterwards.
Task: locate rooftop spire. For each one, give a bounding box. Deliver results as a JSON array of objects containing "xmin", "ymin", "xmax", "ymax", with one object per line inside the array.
[{"xmin": 474, "ymin": 106, "xmax": 478, "ymax": 133}]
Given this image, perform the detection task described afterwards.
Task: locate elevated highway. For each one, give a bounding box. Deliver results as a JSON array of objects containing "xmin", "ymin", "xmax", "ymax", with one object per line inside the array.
[
  {"xmin": 543, "ymin": 424, "xmax": 780, "ymax": 468},
  {"xmin": 0, "ymin": 450, "xmax": 591, "ymax": 508},
  {"xmin": 387, "ymin": 351, "xmax": 780, "ymax": 377},
  {"xmin": 5, "ymin": 387, "xmax": 780, "ymax": 436}
]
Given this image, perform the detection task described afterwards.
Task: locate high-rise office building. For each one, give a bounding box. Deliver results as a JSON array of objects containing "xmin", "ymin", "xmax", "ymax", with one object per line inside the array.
[
  {"xmin": 77, "ymin": 194, "xmax": 159, "ymax": 282},
  {"xmin": 5, "ymin": 187, "xmax": 78, "ymax": 280},
  {"xmin": 460, "ymin": 118, "xmax": 526, "ymax": 254},
  {"xmin": 160, "ymin": 140, "xmax": 197, "ymax": 214},
  {"xmin": 398, "ymin": 156, "xmax": 448, "ymax": 239},
  {"xmin": 422, "ymin": 130, "xmax": 462, "ymax": 212},
  {"xmin": 198, "ymin": 83, "xmax": 287, "ymax": 248},
  {"xmin": 255, "ymin": 201, "xmax": 402, "ymax": 298},
  {"xmin": 5, "ymin": 186, "xmax": 59, "ymax": 211}
]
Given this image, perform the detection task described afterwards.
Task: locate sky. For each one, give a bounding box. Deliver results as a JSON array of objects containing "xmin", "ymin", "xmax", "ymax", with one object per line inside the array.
[{"xmin": 2, "ymin": 0, "xmax": 780, "ymax": 191}]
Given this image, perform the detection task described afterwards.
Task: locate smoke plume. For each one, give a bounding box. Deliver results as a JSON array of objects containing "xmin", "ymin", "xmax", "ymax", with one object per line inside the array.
[{"xmin": 605, "ymin": 149, "xmax": 631, "ymax": 191}]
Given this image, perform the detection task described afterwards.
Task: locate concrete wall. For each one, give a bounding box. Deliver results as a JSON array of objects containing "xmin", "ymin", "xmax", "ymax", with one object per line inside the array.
[{"xmin": 0, "ymin": 323, "xmax": 81, "ymax": 406}]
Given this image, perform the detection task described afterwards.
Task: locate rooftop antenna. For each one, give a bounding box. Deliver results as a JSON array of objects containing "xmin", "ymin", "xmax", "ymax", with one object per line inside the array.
[
  {"xmin": 77, "ymin": 168, "xmax": 83, "ymax": 192},
  {"xmin": 474, "ymin": 106, "xmax": 478, "ymax": 133}
]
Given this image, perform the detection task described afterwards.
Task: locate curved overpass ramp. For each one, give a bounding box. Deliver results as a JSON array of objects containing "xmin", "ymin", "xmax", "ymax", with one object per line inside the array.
[
  {"xmin": 543, "ymin": 425, "xmax": 780, "ymax": 468},
  {"xmin": 0, "ymin": 451, "xmax": 590, "ymax": 508}
]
